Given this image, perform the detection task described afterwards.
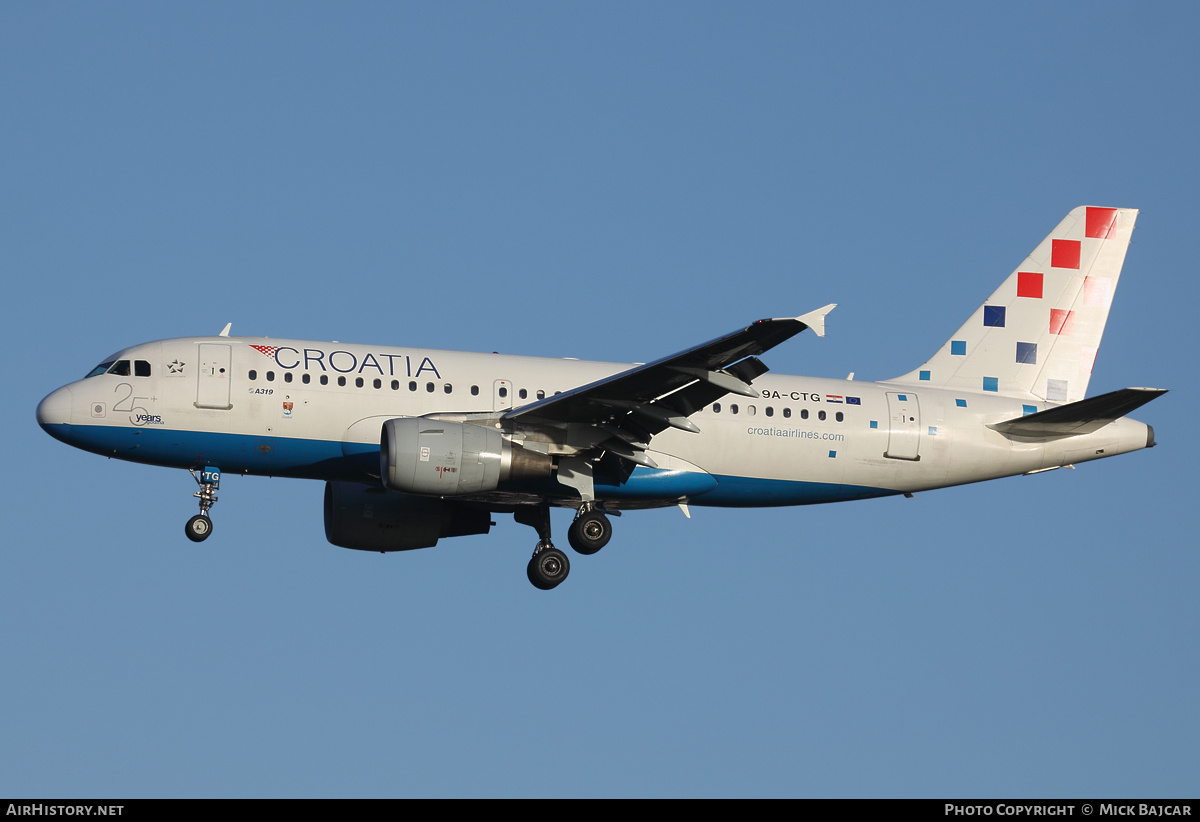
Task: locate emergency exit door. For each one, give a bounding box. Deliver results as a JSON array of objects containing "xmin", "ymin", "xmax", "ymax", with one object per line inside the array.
[
  {"xmin": 493, "ymin": 379, "xmax": 512, "ymax": 413},
  {"xmin": 196, "ymin": 344, "xmax": 233, "ymax": 410},
  {"xmin": 885, "ymin": 391, "xmax": 921, "ymax": 460}
]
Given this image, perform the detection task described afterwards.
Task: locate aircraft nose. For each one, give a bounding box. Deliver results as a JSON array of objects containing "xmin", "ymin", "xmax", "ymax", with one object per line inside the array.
[{"xmin": 36, "ymin": 386, "xmax": 73, "ymax": 428}]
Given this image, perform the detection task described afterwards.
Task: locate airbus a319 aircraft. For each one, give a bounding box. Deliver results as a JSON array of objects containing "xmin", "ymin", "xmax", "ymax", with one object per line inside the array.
[{"xmin": 37, "ymin": 206, "xmax": 1164, "ymax": 589}]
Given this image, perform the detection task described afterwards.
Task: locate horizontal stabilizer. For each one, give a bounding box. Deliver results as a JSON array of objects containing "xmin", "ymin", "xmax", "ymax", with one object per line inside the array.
[{"xmin": 988, "ymin": 387, "xmax": 1167, "ymax": 439}]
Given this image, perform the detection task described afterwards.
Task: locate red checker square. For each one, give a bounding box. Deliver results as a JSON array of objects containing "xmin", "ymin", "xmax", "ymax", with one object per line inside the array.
[
  {"xmin": 1016, "ymin": 271, "xmax": 1043, "ymax": 298},
  {"xmin": 1051, "ymin": 239, "xmax": 1080, "ymax": 269},
  {"xmin": 1086, "ymin": 207, "xmax": 1119, "ymax": 239},
  {"xmin": 1083, "ymin": 275, "xmax": 1111, "ymax": 307},
  {"xmin": 1049, "ymin": 309, "xmax": 1075, "ymax": 336}
]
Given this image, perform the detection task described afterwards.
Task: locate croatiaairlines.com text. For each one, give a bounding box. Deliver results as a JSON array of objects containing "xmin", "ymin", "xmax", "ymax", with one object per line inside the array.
[{"xmin": 746, "ymin": 427, "xmax": 845, "ymax": 441}]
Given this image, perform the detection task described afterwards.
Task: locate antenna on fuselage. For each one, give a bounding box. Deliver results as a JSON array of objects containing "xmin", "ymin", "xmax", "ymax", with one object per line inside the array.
[{"xmin": 218, "ymin": 323, "xmax": 232, "ymax": 337}]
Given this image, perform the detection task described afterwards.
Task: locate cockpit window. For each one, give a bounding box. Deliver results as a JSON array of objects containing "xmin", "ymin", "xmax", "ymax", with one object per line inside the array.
[
  {"xmin": 135, "ymin": 360, "xmax": 151, "ymax": 377},
  {"xmin": 107, "ymin": 360, "xmax": 131, "ymax": 376},
  {"xmin": 85, "ymin": 361, "xmax": 116, "ymax": 378}
]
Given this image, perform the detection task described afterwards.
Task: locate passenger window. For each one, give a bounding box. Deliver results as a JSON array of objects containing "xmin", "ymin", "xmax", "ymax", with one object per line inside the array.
[
  {"xmin": 444, "ymin": 384, "xmax": 452, "ymax": 394},
  {"xmin": 338, "ymin": 376, "xmax": 346, "ymax": 387},
  {"xmin": 765, "ymin": 407, "xmax": 774, "ymax": 417},
  {"xmin": 519, "ymin": 389, "xmax": 528, "ymax": 400},
  {"xmin": 800, "ymin": 409, "xmax": 809, "ymax": 420},
  {"xmin": 284, "ymin": 372, "xmax": 293, "ymax": 383},
  {"xmin": 409, "ymin": 381, "xmax": 417, "ymax": 391},
  {"xmin": 249, "ymin": 370, "xmax": 257, "ymax": 381},
  {"xmin": 425, "ymin": 382, "xmax": 434, "ymax": 393},
  {"xmin": 783, "ymin": 408, "xmax": 791, "ymax": 418},
  {"xmin": 373, "ymin": 379, "xmax": 381, "ymax": 389},
  {"xmin": 471, "ymin": 385, "xmax": 479, "ymax": 396},
  {"xmin": 730, "ymin": 404, "xmax": 739, "ymax": 415},
  {"xmin": 537, "ymin": 390, "xmax": 545, "ymax": 400},
  {"xmin": 135, "ymin": 360, "xmax": 151, "ymax": 377},
  {"xmin": 818, "ymin": 410, "xmax": 826, "ymax": 421},
  {"xmin": 391, "ymin": 380, "xmax": 399, "ymax": 390},
  {"xmin": 499, "ymin": 387, "xmax": 508, "ymax": 398},
  {"xmin": 266, "ymin": 371, "xmax": 275, "ymax": 382},
  {"xmin": 302, "ymin": 373, "xmax": 311, "ymax": 385},
  {"xmin": 836, "ymin": 411, "xmax": 844, "ymax": 422},
  {"xmin": 747, "ymin": 405, "xmax": 756, "ymax": 416},
  {"xmin": 712, "ymin": 403, "xmax": 721, "ymax": 413},
  {"xmin": 320, "ymin": 375, "xmax": 329, "ymax": 385},
  {"xmin": 108, "ymin": 360, "xmax": 131, "ymax": 376}
]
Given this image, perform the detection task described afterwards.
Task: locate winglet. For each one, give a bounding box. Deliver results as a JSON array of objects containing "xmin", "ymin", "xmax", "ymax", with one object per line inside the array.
[
  {"xmin": 218, "ymin": 323, "xmax": 232, "ymax": 337},
  {"xmin": 796, "ymin": 304, "xmax": 836, "ymax": 337}
]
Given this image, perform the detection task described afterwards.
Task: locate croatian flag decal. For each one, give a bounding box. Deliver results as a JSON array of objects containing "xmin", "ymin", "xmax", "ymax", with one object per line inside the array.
[
  {"xmin": 250, "ymin": 345, "xmax": 279, "ymax": 358},
  {"xmin": 825, "ymin": 395, "xmax": 844, "ymax": 403}
]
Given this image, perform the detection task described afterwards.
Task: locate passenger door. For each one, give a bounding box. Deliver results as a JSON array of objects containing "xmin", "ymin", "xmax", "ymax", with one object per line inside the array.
[
  {"xmin": 885, "ymin": 391, "xmax": 921, "ymax": 460},
  {"xmin": 196, "ymin": 344, "xmax": 233, "ymax": 410}
]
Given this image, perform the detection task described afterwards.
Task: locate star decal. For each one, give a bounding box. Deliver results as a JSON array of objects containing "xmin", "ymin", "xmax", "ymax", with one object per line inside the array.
[{"xmin": 168, "ymin": 359, "xmax": 186, "ymax": 374}]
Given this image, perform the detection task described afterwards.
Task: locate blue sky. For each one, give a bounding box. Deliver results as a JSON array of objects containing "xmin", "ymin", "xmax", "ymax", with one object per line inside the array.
[{"xmin": 2, "ymin": 2, "xmax": 1197, "ymax": 797}]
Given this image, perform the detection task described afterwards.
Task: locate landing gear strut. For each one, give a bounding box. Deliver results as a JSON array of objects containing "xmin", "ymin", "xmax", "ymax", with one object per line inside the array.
[
  {"xmin": 186, "ymin": 467, "xmax": 220, "ymax": 543},
  {"xmin": 516, "ymin": 504, "xmax": 570, "ymax": 590},
  {"xmin": 568, "ymin": 505, "xmax": 612, "ymax": 555}
]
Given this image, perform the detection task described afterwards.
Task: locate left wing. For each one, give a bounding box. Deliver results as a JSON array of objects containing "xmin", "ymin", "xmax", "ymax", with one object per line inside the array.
[{"xmin": 503, "ymin": 305, "xmax": 835, "ymax": 464}]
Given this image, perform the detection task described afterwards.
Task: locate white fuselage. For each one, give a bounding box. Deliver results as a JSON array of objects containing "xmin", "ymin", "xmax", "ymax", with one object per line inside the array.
[{"xmin": 37, "ymin": 335, "xmax": 1153, "ymax": 509}]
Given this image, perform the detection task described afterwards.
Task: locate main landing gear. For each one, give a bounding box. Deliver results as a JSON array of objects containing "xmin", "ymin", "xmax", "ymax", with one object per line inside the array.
[
  {"xmin": 568, "ymin": 506, "xmax": 612, "ymax": 555},
  {"xmin": 185, "ymin": 467, "xmax": 220, "ymax": 543},
  {"xmin": 516, "ymin": 505, "xmax": 569, "ymax": 590},
  {"xmin": 516, "ymin": 503, "xmax": 614, "ymax": 590}
]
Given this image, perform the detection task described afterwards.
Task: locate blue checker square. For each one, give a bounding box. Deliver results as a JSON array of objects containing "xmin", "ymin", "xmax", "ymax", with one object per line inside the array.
[
  {"xmin": 1016, "ymin": 341, "xmax": 1038, "ymax": 364},
  {"xmin": 983, "ymin": 305, "xmax": 1006, "ymax": 327},
  {"xmin": 869, "ymin": 420, "xmax": 878, "ymax": 429},
  {"xmin": 956, "ymin": 398, "xmax": 967, "ymax": 408},
  {"xmin": 951, "ymin": 340, "xmax": 967, "ymax": 356},
  {"xmin": 1023, "ymin": 405, "xmax": 1037, "ymax": 416},
  {"xmin": 828, "ymin": 450, "xmax": 837, "ymax": 459},
  {"xmin": 919, "ymin": 370, "xmax": 930, "ymax": 381},
  {"xmin": 983, "ymin": 376, "xmax": 999, "ymax": 392},
  {"xmin": 928, "ymin": 426, "xmax": 937, "ymax": 436},
  {"xmin": 898, "ymin": 394, "xmax": 907, "ymax": 401}
]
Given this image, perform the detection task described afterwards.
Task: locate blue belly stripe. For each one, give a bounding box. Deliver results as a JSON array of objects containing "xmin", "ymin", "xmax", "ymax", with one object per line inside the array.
[{"xmin": 40, "ymin": 422, "xmax": 898, "ymax": 506}]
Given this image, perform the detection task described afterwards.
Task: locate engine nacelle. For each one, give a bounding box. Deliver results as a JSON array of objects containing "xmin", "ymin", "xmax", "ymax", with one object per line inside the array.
[
  {"xmin": 323, "ymin": 481, "xmax": 492, "ymax": 552},
  {"xmin": 381, "ymin": 418, "xmax": 552, "ymax": 496}
]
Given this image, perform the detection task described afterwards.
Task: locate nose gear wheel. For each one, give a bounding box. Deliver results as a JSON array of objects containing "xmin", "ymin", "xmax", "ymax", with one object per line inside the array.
[{"xmin": 185, "ymin": 514, "xmax": 213, "ymax": 542}]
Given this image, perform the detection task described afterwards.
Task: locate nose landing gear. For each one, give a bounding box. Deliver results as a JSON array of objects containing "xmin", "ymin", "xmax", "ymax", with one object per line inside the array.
[{"xmin": 185, "ymin": 467, "xmax": 220, "ymax": 543}]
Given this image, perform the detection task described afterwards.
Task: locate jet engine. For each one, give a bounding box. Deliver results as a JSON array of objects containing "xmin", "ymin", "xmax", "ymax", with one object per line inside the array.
[
  {"xmin": 380, "ymin": 418, "xmax": 552, "ymax": 496},
  {"xmin": 323, "ymin": 481, "xmax": 492, "ymax": 552}
]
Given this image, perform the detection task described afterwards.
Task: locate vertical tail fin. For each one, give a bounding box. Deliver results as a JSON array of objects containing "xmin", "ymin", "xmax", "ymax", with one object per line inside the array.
[{"xmin": 891, "ymin": 206, "xmax": 1138, "ymax": 402}]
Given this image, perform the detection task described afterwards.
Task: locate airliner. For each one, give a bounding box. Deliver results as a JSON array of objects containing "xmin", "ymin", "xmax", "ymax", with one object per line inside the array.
[{"xmin": 37, "ymin": 206, "xmax": 1165, "ymax": 589}]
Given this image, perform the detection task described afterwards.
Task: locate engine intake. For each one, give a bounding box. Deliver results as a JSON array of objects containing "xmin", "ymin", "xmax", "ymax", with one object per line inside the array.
[
  {"xmin": 324, "ymin": 481, "xmax": 492, "ymax": 552},
  {"xmin": 381, "ymin": 418, "xmax": 552, "ymax": 496}
]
